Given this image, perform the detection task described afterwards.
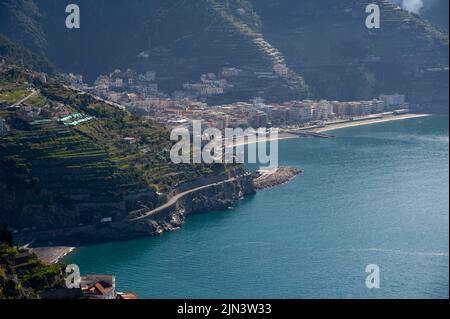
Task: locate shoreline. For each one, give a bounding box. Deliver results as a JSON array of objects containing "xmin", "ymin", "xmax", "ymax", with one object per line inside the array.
[
  {"xmin": 315, "ymin": 113, "xmax": 431, "ymax": 133},
  {"xmin": 227, "ymin": 113, "xmax": 431, "ymax": 147},
  {"xmin": 228, "ymin": 133, "xmax": 298, "ymax": 147},
  {"xmin": 31, "ymin": 246, "xmax": 76, "ymax": 264},
  {"xmin": 253, "ymin": 166, "xmax": 302, "ymax": 190},
  {"xmin": 28, "ymin": 113, "xmax": 431, "ymax": 258}
]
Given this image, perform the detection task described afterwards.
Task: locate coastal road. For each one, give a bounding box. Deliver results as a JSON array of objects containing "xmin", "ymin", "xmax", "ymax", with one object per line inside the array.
[
  {"xmin": 130, "ymin": 174, "xmax": 250, "ymax": 221},
  {"xmin": 64, "ymin": 85, "xmax": 126, "ymax": 110}
]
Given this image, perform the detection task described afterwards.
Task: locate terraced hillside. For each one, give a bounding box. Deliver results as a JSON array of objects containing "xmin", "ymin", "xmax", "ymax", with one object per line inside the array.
[
  {"xmin": 0, "ymin": 64, "xmax": 227, "ymax": 232},
  {"xmin": 0, "ymin": 243, "xmax": 66, "ymax": 299},
  {"xmin": 0, "ymin": 0, "xmax": 447, "ymax": 109},
  {"xmin": 1, "ymin": 0, "xmax": 310, "ymax": 104},
  {"xmin": 251, "ymin": 0, "xmax": 449, "ymax": 112}
]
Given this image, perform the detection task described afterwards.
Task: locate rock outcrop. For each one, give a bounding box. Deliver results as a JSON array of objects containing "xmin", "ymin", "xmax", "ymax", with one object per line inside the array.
[
  {"xmin": 253, "ymin": 166, "xmax": 302, "ymax": 190},
  {"xmin": 24, "ymin": 172, "xmax": 256, "ymax": 245}
]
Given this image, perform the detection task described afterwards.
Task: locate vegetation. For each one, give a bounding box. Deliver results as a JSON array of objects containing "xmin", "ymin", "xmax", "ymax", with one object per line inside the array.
[
  {"xmin": 0, "ymin": 34, "xmax": 54, "ymax": 74},
  {"xmin": 0, "ymin": 243, "xmax": 65, "ymax": 299},
  {"xmin": 0, "ymin": 0, "xmax": 47, "ymax": 51},
  {"xmin": 0, "ymin": 63, "xmax": 234, "ymax": 231}
]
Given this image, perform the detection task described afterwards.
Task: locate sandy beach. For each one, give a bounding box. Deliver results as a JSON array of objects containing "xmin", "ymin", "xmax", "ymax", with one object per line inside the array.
[
  {"xmin": 315, "ymin": 113, "xmax": 431, "ymax": 133},
  {"xmin": 31, "ymin": 246, "xmax": 76, "ymax": 264},
  {"xmin": 224, "ymin": 113, "xmax": 431, "ymax": 147},
  {"xmin": 228, "ymin": 132, "xmax": 298, "ymax": 147}
]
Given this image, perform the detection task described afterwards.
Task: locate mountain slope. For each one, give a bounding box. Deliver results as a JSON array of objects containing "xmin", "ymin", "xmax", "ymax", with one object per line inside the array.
[
  {"xmin": 0, "ymin": 63, "xmax": 235, "ymax": 233},
  {"xmin": 33, "ymin": 0, "xmax": 310, "ymax": 103},
  {"xmin": 0, "ymin": 0, "xmax": 448, "ymax": 110},
  {"xmin": 0, "ymin": 35, "xmax": 54, "ymax": 74},
  {"xmin": 251, "ymin": 0, "xmax": 449, "ymax": 112},
  {"xmin": 1, "ymin": 244, "xmax": 65, "ymax": 299},
  {"xmin": 0, "ymin": 0, "xmax": 47, "ymax": 52}
]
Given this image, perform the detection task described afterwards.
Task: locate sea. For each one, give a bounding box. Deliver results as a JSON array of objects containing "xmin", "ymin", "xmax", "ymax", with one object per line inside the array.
[{"xmin": 66, "ymin": 115, "xmax": 449, "ymax": 299}]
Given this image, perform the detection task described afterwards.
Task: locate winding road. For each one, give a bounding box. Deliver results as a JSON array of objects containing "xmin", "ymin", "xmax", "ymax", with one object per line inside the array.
[{"xmin": 130, "ymin": 174, "xmax": 250, "ymax": 221}]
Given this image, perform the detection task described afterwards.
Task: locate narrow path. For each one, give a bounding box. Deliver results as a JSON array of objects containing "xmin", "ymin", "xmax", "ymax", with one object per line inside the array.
[{"xmin": 12, "ymin": 89, "xmax": 39, "ymax": 108}]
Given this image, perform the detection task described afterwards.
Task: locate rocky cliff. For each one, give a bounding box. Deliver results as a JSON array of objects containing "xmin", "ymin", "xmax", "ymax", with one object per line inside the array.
[{"xmin": 23, "ymin": 172, "xmax": 255, "ymax": 245}]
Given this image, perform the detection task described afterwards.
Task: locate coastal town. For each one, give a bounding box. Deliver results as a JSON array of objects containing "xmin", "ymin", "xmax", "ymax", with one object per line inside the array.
[
  {"xmin": 0, "ymin": 62, "xmax": 434, "ymax": 300},
  {"xmin": 1, "ymin": 56, "xmax": 416, "ymax": 141},
  {"xmin": 0, "ymin": 0, "xmax": 447, "ymax": 302},
  {"xmin": 60, "ymin": 68, "xmax": 413, "ymax": 136}
]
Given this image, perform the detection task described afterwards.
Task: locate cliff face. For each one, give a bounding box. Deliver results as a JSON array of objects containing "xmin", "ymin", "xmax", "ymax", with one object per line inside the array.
[
  {"xmin": 24, "ymin": 173, "xmax": 255, "ymax": 245},
  {"xmin": 129, "ymin": 172, "xmax": 255, "ymax": 239}
]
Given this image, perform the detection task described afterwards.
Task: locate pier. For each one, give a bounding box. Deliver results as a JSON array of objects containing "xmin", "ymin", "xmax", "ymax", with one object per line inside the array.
[{"xmin": 287, "ymin": 130, "xmax": 335, "ymax": 139}]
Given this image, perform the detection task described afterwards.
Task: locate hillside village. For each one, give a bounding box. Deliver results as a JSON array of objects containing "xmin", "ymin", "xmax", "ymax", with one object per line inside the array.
[{"xmin": 62, "ymin": 67, "xmax": 409, "ymax": 133}]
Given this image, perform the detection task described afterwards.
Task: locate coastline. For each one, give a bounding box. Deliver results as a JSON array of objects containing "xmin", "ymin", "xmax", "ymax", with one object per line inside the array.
[
  {"xmin": 28, "ymin": 113, "xmax": 431, "ymax": 258},
  {"xmin": 315, "ymin": 113, "xmax": 431, "ymax": 133},
  {"xmin": 31, "ymin": 246, "xmax": 76, "ymax": 264},
  {"xmin": 227, "ymin": 113, "xmax": 431, "ymax": 147},
  {"xmin": 226, "ymin": 132, "xmax": 298, "ymax": 147},
  {"xmin": 253, "ymin": 166, "xmax": 302, "ymax": 190}
]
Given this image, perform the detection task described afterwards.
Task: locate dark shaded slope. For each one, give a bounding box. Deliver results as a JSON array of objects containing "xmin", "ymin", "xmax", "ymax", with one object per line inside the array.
[
  {"xmin": 252, "ymin": 0, "xmax": 449, "ymax": 112},
  {"xmin": 33, "ymin": 0, "xmax": 309, "ymax": 103},
  {"xmin": 0, "ymin": 35, "xmax": 54, "ymax": 74},
  {"xmin": 0, "ymin": 0, "xmax": 47, "ymax": 52}
]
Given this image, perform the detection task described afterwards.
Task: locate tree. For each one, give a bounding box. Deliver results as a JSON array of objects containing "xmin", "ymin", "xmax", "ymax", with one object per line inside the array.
[{"xmin": 0, "ymin": 222, "xmax": 13, "ymax": 246}]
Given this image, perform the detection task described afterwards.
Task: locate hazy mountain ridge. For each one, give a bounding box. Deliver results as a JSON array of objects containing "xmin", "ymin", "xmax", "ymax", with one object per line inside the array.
[
  {"xmin": 0, "ymin": 0, "xmax": 47, "ymax": 52},
  {"xmin": 0, "ymin": 35, "xmax": 54, "ymax": 74},
  {"xmin": 33, "ymin": 0, "xmax": 310, "ymax": 103},
  {"xmin": 390, "ymin": 0, "xmax": 449, "ymax": 31},
  {"xmin": 0, "ymin": 0, "xmax": 448, "ymax": 109},
  {"xmin": 251, "ymin": 0, "xmax": 448, "ymax": 112}
]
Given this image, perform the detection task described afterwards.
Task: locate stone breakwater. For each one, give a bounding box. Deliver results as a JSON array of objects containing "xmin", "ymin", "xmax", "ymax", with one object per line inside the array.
[{"xmin": 253, "ymin": 167, "xmax": 302, "ymax": 190}]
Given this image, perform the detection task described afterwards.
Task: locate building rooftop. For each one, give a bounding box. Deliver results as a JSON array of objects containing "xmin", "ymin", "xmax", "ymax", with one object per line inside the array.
[{"xmin": 117, "ymin": 292, "xmax": 139, "ymax": 300}]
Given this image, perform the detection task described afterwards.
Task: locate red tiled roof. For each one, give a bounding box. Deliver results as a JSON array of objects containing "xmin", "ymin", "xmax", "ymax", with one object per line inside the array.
[
  {"xmin": 117, "ymin": 292, "xmax": 139, "ymax": 300},
  {"xmin": 83, "ymin": 281, "xmax": 113, "ymax": 296}
]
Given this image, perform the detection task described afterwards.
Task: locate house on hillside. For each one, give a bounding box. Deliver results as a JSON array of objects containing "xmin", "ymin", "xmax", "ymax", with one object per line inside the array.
[{"xmin": 80, "ymin": 275, "xmax": 116, "ymax": 299}]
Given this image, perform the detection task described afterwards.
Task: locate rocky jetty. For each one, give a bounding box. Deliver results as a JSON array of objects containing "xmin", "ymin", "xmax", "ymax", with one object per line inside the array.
[{"xmin": 253, "ymin": 166, "xmax": 302, "ymax": 190}]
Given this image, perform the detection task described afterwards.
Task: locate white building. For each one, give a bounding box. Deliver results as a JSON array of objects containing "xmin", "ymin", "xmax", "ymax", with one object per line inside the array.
[
  {"xmin": 360, "ymin": 101, "xmax": 373, "ymax": 115},
  {"xmin": 372, "ymin": 99, "xmax": 385, "ymax": 113},
  {"xmin": 299, "ymin": 105, "xmax": 314, "ymax": 122},
  {"xmin": 273, "ymin": 63, "xmax": 289, "ymax": 77},
  {"xmin": 316, "ymin": 100, "xmax": 334, "ymax": 119},
  {"xmin": 114, "ymin": 78, "xmax": 124, "ymax": 88},
  {"xmin": 379, "ymin": 94, "xmax": 405, "ymax": 109},
  {"xmin": 222, "ymin": 68, "xmax": 243, "ymax": 77},
  {"xmin": 201, "ymin": 87, "xmax": 224, "ymax": 95},
  {"xmin": 139, "ymin": 71, "xmax": 156, "ymax": 82}
]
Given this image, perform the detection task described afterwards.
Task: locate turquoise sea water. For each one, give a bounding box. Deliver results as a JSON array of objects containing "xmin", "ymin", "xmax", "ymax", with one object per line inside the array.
[{"xmin": 67, "ymin": 115, "xmax": 449, "ymax": 299}]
